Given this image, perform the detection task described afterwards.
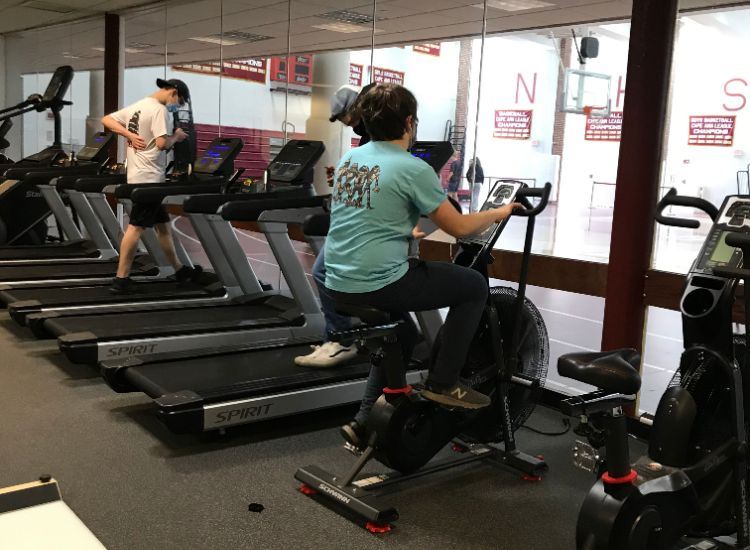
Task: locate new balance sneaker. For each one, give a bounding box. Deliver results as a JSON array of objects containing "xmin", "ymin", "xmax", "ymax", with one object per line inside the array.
[
  {"xmin": 421, "ymin": 381, "xmax": 491, "ymax": 410},
  {"xmin": 174, "ymin": 265, "xmax": 203, "ymax": 285},
  {"xmin": 109, "ymin": 276, "xmax": 133, "ymax": 295},
  {"xmin": 294, "ymin": 341, "xmax": 358, "ymax": 368}
]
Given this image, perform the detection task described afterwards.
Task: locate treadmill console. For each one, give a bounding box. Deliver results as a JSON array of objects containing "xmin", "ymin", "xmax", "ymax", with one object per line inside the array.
[
  {"xmin": 267, "ymin": 140, "xmax": 325, "ymax": 184},
  {"xmin": 193, "ymin": 137, "xmax": 243, "ymax": 177},
  {"xmin": 694, "ymin": 195, "xmax": 746, "ymax": 275},
  {"xmin": 409, "ymin": 141, "xmax": 455, "ymax": 174},
  {"xmin": 41, "ymin": 66, "xmax": 74, "ymax": 106},
  {"xmin": 460, "ymin": 179, "xmax": 524, "ymax": 248},
  {"xmin": 76, "ymin": 132, "xmax": 115, "ymax": 163}
]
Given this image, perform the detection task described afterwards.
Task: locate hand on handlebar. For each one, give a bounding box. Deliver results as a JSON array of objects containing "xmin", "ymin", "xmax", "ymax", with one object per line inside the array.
[
  {"xmin": 493, "ymin": 202, "xmax": 523, "ymax": 222},
  {"xmin": 173, "ymin": 127, "xmax": 188, "ymax": 143}
]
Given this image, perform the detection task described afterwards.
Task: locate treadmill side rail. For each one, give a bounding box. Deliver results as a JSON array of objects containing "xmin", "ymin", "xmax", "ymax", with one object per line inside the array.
[{"xmin": 192, "ymin": 369, "xmax": 426, "ymax": 433}]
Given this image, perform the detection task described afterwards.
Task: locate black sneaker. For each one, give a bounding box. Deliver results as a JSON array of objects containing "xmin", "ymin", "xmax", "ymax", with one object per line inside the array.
[
  {"xmin": 109, "ymin": 276, "xmax": 133, "ymax": 294},
  {"xmin": 421, "ymin": 381, "xmax": 491, "ymax": 410},
  {"xmin": 174, "ymin": 265, "xmax": 203, "ymax": 285},
  {"xmin": 340, "ymin": 420, "xmax": 366, "ymax": 450}
]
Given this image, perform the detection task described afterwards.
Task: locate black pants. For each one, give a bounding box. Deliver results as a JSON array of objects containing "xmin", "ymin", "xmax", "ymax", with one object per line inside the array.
[{"xmin": 329, "ymin": 259, "xmax": 487, "ymax": 424}]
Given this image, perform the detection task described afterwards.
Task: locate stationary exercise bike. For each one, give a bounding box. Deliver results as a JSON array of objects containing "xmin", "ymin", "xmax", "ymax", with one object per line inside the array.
[
  {"xmin": 558, "ymin": 189, "xmax": 750, "ymax": 549},
  {"xmin": 296, "ymin": 180, "xmax": 552, "ymax": 530}
]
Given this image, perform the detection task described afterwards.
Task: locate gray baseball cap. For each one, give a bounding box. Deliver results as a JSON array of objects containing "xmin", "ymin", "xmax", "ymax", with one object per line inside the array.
[{"xmin": 329, "ymin": 85, "xmax": 361, "ymax": 122}]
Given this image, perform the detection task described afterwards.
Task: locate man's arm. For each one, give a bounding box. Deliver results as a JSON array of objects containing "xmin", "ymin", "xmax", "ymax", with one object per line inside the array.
[
  {"xmin": 101, "ymin": 115, "xmax": 146, "ymax": 150},
  {"xmin": 154, "ymin": 128, "xmax": 188, "ymax": 151}
]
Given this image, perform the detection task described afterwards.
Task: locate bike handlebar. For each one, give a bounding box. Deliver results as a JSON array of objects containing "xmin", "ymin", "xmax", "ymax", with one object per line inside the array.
[
  {"xmin": 655, "ymin": 188, "xmax": 719, "ymax": 229},
  {"xmin": 514, "ymin": 182, "xmax": 552, "ymax": 217}
]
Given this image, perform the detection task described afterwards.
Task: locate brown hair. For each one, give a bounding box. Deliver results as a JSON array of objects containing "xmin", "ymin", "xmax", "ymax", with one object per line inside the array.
[{"xmin": 357, "ymin": 84, "xmax": 418, "ymax": 141}]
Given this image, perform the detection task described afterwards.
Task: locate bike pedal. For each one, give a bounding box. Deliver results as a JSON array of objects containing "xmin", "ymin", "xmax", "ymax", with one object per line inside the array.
[{"xmin": 343, "ymin": 442, "xmax": 364, "ymax": 457}]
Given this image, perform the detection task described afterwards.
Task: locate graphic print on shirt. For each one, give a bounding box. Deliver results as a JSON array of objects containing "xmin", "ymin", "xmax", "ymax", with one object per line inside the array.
[
  {"xmin": 127, "ymin": 111, "xmax": 141, "ymax": 136},
  {"xmin": 332, "ymin": 160, "xmax": 380, "ymax": 209}
]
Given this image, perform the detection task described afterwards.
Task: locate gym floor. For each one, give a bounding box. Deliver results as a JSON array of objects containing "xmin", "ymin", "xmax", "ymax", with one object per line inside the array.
[{"xmin": 0, "ymin": 312, "xmax": 589, "ymax": 549}]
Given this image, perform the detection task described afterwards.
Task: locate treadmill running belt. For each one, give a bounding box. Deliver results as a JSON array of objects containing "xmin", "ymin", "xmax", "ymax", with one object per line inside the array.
[
  {"xmin": 0, "ymin": 257, "xmax": 156, "ymax": 282},
  {"xmin": 3, "ymin": 279, "xmax": 222, "ymax": 310},
  {"xmin": 45, "ymin": 301, "xmax": 293, "ymax": 339},
  {"xmin": 0, "ymin": 240, "xmax": 100, "ymax": 260},
  {"xmin": 124, "ymin": 344, "xmax": 371, "ymax": 400}
]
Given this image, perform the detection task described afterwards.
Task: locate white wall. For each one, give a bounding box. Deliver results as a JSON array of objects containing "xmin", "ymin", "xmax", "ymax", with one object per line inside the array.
[{"xmin": 663, "ymin": 18, "xmax": 750, "ymax": 205}]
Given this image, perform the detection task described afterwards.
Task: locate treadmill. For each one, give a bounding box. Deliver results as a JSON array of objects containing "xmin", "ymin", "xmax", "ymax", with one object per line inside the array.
[
  {"xmin": 0, "ymin": 66, "xmax": 75, "ymax": 245},
  {"xmin": 31, "ymin": 143, "xmax": 329, "ymax": 365},
  {"xmin": 0, "ymin": 137, "xmax": 244, "ymax": 323},
  {"xmin": 0, "ymin": 132, "xmax": 117, "ymax": 262},
  {"xmin": 97, "ymin": 141, "xmax": 454, "ymax": 434}
]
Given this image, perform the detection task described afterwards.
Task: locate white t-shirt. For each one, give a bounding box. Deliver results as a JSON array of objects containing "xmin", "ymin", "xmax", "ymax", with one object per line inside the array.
[{"xmin": 109, "ymin": 97, "xmax": 173, "ymax": 184}]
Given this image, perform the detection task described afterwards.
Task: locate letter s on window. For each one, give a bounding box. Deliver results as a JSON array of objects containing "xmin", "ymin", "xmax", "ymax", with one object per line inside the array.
[{"xmin": 724, "ymin": 78, "xmax": 748, "ymax": 112}]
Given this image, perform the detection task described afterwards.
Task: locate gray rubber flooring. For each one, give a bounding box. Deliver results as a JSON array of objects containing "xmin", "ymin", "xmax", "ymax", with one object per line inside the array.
[{"xmin": 0, "ymin": 311, "xmax": 591, "ymax": 549}]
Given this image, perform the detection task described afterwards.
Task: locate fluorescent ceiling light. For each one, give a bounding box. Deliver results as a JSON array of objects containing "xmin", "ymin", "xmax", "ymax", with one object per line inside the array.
[
  {"xmin": 312, "ymin": 22, "xmax": 373, "ymax": 34},
  {"xmin": 61, "ymin": 52, "xmax": 80, "ymax": 59},
  {"xmin": 190, "ymin": 32, "xmax": 272, "ymax": 46},
  {"xmin": 474, "ymin": 0, "xmax": 554, "ymax": 11},
  {"xmin": 317, "ymin": 10, "xmax": 375, "ymax": 25}
]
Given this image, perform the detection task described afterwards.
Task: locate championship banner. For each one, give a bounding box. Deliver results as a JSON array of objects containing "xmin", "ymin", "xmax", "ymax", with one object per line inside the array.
[
  {"xmin": 688, "ymin": 115, "xmax": 736, "ymax": 147},
  {"xmin": 413, "ymin": 43, "xmax": 441, "ymax": 56},
  {"xmin": 349, "ymin": 64, "xmax": 363, "ymax": 87},
  {"xmin": 585, "ymin": 111, "xmax": 623, "ymax": 142},
  {"xmin": 493, "ymin": 109, "xmax": 533, "ymax": 140},
  {"xmin": 270, "ymin": 55, "xmax": 313, "ymax": 85},
  {"xmin": 173, "ymin": 59, "xmax": 267, "ymax": 84},
  {"xmin": 372, "ymin": 67, "xmax": 405, "ymax": 86}
]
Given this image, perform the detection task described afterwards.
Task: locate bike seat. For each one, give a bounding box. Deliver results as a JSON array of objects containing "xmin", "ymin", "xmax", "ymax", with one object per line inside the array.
[
  {"xmin": 558, "ymin": 349, "xmax": 642, "ymax": 395},
  {"xmin": 334, "ymin": 303, "xmax": 391, "ymax": 325}
]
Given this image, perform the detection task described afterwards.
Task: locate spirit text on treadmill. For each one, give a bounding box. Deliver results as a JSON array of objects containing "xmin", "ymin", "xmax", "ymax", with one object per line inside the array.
[
  {"xmin": 106, "ymin": 343, "xmax": 158, "ymax": 358},
  {"xmin": 213, "ymin": 404, "xmax": 273, "ymax": 424}
]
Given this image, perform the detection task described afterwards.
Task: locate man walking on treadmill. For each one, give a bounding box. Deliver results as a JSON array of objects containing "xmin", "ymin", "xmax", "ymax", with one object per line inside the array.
[{"xmin": 101, "ymin": 78, "xmax": 197, "ymax": 294}]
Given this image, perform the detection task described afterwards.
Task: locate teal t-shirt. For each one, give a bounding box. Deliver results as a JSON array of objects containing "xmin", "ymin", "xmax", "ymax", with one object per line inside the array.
[{"xmin": 324, "ymin": 141, "xmax": 447, "ymax": 293}]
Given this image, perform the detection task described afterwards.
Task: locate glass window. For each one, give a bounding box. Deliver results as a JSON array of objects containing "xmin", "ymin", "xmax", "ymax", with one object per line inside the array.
[
  {"xmin": 470, "ymin": 25, "xmax": 630, "ymax": 261},
  {"xmin": 653, "ymin": 8, "xmax": 750, "ymax": 274}
]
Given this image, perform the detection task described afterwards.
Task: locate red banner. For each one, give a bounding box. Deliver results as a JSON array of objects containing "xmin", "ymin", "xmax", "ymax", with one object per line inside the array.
[
  {"xmin": 493, "ymin": 110, "xmax": 533, "ymax": 140},
  {"xmin": 688, "ymin": 115, "xmax": 736, "ymax": 147},
  {"xmin": 270, "ymin": 55, "xmax": 314, "ymax": 85},
  {"xmin": 173, "ymin": 59, "xmax": 267, "ymax": 83},
  {"xmin": 585, "ymin": 111, "xmax": 623, "ymax": 142},
  {"xmin": 349, "ymin": 64, "xmax": 363, "ymax": 87},
  {"xmin": 413, "ymin": 43, "xmax": 441, "ymax": 56},
  {"xmin": 372, "ymin": 67, "xmax": 405, "ymax": 85}
]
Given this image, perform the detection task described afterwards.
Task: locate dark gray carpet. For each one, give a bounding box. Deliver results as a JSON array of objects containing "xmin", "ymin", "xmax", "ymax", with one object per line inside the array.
[{"xmin": 0, "ymin": 312, "xmax": 590, "ymax": 549}]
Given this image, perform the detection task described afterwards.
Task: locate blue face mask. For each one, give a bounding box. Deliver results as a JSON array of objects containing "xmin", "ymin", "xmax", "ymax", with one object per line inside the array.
[{"xmin": 167, "ymin": 103, "xmax": 180, "ymax": 113}]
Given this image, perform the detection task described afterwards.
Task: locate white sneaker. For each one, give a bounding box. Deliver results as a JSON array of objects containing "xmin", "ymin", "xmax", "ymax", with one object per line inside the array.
[
  {"xmin": 294, "ymin": 344, "xmax": 324, "ymax": 366},
  {"xmin": 298, "ymin": 341, "xmax": 358, "ymax": 368}
]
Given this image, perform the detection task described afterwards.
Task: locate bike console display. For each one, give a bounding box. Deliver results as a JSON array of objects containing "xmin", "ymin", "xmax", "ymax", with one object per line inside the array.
[
  {"xmin": 694, "ymin": 196, "xmax": 747, "ymax": 275},
  {"xmin": 409, "ymin": 141, "xmax": 454, "ymax": 174},
  {"xmin": 267, "ymin": 140, "xmax": 325, "ymax": 184},
  {"xmin": 193, "ymin": 137, "xmax": 243, "ymax": 177},
  {"xmin": 461, "ymin": 180, "xmax": 524, "ymax": 248}
]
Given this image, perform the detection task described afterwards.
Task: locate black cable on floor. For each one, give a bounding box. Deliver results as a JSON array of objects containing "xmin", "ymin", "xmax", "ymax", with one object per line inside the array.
[{"xmin": 521, "ymin": 417, "xmax": 571, "ymax": 436}]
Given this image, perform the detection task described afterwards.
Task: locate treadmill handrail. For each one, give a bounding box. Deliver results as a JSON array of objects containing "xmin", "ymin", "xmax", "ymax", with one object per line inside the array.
[
  {"xmin": 72, "ymin": 175, "xmax": 127, "ymax": 193},
  {"xmin": 182, "ymin": 188, "xmax": 316, "ymax": 215},
  {"xmin": 219, "ymin": 195, "xmax": 328, "ymax": 222},
  {"xmin": 130, "ymin": 180, "xmax": 225, "ymax": 204},
  {"xmin": 16, "ymin": 166, "xmax": 102, "ymax": 185}
]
